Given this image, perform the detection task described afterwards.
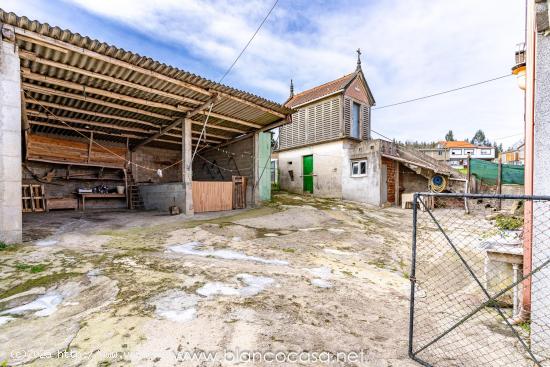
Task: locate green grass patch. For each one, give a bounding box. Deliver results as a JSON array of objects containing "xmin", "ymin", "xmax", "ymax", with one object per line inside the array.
[
  {"xmin": 282, "ymin": 248, "xmax": 296, "ymax": 253},
  {"xmin": 495, "ymin": 215, "xmax": 523, "ymax": 230},
  {"xmin": 0, "ymin": 241, "xmax": 6, "ymax": 251},
  {"xmin": 0, "ymin": 272, "xmax": 82, "ymax": 300},
  {"xmin": 15, "ymin": 263, "xmax": 47, "ymax": 273}
]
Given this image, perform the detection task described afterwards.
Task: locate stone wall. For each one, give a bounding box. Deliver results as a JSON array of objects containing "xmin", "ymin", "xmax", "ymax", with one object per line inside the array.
[{"xmin": 131, "ymin": 145, "xmax": 182, "ymax": 183}]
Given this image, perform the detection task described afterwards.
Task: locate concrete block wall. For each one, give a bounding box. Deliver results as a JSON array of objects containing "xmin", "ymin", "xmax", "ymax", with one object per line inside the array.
[
  {"xmin": 139, "ymin": 183, "xmax": 185, "ymax": 212},
  {"xmin": 131, "ymin": 145, "xmax": 182, "ymax": 183},
  {"xmin": 192, "ymin": 136, "xmax": 255, "ymax": 204},
  {"xmin": 0, "ymin": 39, "xmax": 22, "ymax": 244}
]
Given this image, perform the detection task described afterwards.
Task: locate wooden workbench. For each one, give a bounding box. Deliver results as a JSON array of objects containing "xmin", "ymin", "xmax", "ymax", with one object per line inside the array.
[{"xmin": 78, "ymin": 193, "xmax": 126, "ymax": 211}]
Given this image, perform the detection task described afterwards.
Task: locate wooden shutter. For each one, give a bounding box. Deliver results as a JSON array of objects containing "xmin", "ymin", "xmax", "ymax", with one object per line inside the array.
[
  {"xmin": 362, "ymin": 105, "xmax": 370, "ymax": 140},
  {"xmin": 343, "ymin": 97, "xmax": 351, "ymax": 137}
]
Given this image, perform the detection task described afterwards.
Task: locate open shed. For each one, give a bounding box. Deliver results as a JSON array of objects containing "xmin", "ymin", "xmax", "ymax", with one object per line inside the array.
[{"xmin": 0, "ymin": 10, "xmax": 291, "ymax": 244}]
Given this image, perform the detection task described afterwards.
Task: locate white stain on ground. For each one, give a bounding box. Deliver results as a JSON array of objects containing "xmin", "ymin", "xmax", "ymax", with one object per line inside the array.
[
  {"xmin": 196, "ymin": 274, "xmax": 274, "ymax": 298},
  {"xmin": 167, "ymin": 242, "xmax": 289, "ymax": 265},
  {"xmin": 324, "ymin": 248, "xmax": 352, "ymax": 256},
  {"xmin": 150, "ymin": 290, "xmax": 198, "ymax": 323},
  {"xmin": 327, "ymin": 228, "xmax": 345, "ymax": 234},
  {"xmin": 0, "ymin": 292, "xmax": 63, "ymax": 317},
  {"xmin": 307, "ymin": 266, "xmax": 333, "ymax": 288},
  {"xmin": 0, "ymin": 316, "xmax": 15, "ymax": 326},
  {"xmin": 35, "ymin": 239, "xmax": 58, "ymax": 247}
]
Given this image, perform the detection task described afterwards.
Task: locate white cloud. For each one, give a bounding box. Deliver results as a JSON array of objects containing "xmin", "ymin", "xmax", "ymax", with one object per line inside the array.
[{"xmin": 3, "ymin": 0, "xmax": 526, "ymax": 146}]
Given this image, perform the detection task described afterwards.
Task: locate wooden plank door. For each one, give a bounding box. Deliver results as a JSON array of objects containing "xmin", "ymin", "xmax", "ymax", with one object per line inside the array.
[{"xmin": 302, "ymin": 155, "xmax": 314, "ymax": 193}]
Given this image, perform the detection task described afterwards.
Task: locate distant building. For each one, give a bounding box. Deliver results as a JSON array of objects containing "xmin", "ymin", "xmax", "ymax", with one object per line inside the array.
[
  {"xmin": 499, "ymin": 140, "xmax": 525, "ymax": 165},
  {"xmin": 421, "ymin": 141, "xmax": 496, "ymax": 168}
]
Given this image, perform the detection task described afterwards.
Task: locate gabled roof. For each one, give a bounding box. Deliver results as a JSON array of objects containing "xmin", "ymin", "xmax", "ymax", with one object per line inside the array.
[
  {"xmin": 439, "ymin": 141, "xmax": 475, "ymax": 148},
  {"xmin": 285, "ymin": 73, "xmax": 355, "ymax": 108},
  {"xmin": 285, "ymin": 70, "xmax": 375, "ymax": 108}
]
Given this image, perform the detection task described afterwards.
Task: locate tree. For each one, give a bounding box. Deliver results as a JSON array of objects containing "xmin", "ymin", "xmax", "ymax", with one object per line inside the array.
[
  {"xmin": 471, "ymin": 130, "xmax": 489, "ymax": 146},
  {"xmin": 445, "ymin": 130, "xmax": 455, "ymax": 141}
]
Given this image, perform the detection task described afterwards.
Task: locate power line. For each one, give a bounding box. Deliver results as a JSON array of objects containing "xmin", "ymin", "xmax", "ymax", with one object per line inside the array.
[
  {"xmin": 373, "ymin": 74, "xmax": 513, "ymax": 110},
  {"xmin": 194, "ymin": 0, "xmax": 278, "ymax": 151},
  {"xmin": 218, "ymin": 0, "xmax": 278, "ymax": 84}
]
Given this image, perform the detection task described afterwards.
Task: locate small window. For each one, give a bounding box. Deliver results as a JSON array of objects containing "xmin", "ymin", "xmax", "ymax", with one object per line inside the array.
[
  {"xmin": 438, "ymin": 151, "xmax": 443, "ymax": 156},
  {"xmin": 464, "ymin": 149, "xmax": 474, "ymax": 155},
  {"xmin": 480, "ymin": 149, "xmax": 492, "ymax": 155},
  {"xmin": 351, "ymin": 159, "xmax": 367, "ymax": 177}
]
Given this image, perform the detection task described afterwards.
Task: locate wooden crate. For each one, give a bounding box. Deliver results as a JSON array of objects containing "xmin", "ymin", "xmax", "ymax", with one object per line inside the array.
[
  {"xmin": 46, "ymin": 197, "xmax": 78, "ymax": 211},
  {"xmin": 22, "ymin": 184, "xmax": 46, "ymax": 212}
]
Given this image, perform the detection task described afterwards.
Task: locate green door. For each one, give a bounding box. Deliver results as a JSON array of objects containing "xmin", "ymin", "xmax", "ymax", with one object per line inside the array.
[{"xmin": 303, "ymin": 155, "xmax": 314, "ymax": 193}]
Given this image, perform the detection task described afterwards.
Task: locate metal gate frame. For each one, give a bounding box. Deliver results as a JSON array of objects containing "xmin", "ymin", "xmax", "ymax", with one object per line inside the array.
[{"xmin": 408, "ymin": 192, "xmax": 550, "ymax": 367}]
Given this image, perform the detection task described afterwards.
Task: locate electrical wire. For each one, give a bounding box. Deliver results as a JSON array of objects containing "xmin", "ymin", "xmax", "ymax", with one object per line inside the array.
[
  {"xmin": 193, "ymin": 0, "xmax": 279, "ymax": 150},
  {"xmin": 372, "ymin": 74, "xmax": 513, "ymax": 110},
  {"xmin": 218, "ymin": 0, "xmax": 279, "ymax": 84}
]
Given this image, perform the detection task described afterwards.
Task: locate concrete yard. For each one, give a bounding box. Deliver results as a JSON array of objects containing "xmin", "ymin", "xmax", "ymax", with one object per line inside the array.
[{"xmin": 0, "ymin": 192, "xmax": 421, "ymax": 366}]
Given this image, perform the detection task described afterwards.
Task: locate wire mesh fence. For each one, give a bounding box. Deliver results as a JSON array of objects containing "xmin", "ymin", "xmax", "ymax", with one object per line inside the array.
[{"xmin": 409, "ymin": 193, "xmax": 550, "ymax": 367}]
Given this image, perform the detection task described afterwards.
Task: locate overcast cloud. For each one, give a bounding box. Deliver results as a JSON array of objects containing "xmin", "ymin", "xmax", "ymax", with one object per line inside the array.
[{"xmin": 1, "ymin": 0, "xmax": 526, "ymax": 147}]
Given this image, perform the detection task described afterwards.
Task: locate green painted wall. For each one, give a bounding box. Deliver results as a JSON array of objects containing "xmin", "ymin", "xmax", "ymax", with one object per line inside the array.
[{"xmin": 257, "ymin": 131, "xmax": 272, "ymax": 201}]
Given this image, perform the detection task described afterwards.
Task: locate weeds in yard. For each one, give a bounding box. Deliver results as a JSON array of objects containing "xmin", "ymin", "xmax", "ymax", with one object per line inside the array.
[
  {"xmin": 0, "ymin": 272, "xmax": 82, "ymax": 299},
  {"xmin": 494, "ymin": 215, "xmax": 523, "ymax": 230},
  {"xmin": 15, "ymin": 263, "xmax": 47, "ymax": 273},
  {"xmin": 0, "ymin": 241, "xmax": 6, "ymax": 251},
  {"xmin": 282, "ymin": 248, "xmax": 296, "ymax": 253}
]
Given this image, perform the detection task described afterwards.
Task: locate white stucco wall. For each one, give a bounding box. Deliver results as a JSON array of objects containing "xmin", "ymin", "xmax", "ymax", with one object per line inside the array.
[
  {"xmin": 341, "ymin": 143, "xmax": 382, "ymax": 206},
  {"xmin": 277, "ymin": 140, "xmax": 345, "ymax": 198},
  {"xmin": 277, "ymin": 139, "xmax": 384, "ymax": 206},
  {"xmin": 531, "ymin": 25, "xmax": 550, "ymax": 360}
]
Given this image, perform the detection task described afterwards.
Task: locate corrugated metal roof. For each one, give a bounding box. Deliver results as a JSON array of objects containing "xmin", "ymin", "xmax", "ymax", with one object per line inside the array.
[{"xmin": 1, "ymin": 9, "xmax": 292, "ymax": 148}]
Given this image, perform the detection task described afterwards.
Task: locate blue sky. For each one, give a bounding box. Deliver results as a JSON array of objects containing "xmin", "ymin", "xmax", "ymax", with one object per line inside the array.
[{"xmin": 1, "ymin": 0, "xmax": 526, "ymax": 147}]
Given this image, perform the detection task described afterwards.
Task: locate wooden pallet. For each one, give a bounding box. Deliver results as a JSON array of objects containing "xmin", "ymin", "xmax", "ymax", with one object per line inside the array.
[{"xmin": 22, "ymin": 184, "xmax": 46, "ymax": 212}]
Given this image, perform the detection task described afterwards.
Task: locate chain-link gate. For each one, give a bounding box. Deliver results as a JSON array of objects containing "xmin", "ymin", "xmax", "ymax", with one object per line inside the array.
[{"xmin": 409, "ymin": 193, "xmax": 550, "ymax": 367}]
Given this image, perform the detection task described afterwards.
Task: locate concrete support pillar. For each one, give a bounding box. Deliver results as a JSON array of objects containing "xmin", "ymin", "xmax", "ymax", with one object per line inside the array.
[
  {"xmin": 253, "ymin": 131, "xmax": 271, "ymax": 205},
  {"xmin": 531, "ymin": 11, "xmax": 550, "ymax": 358},
  {"xmin": 181, "ymin": 119, "xmax": 193, "ymax": 215},
  {"xmin": 0, "ymin": 36, "xmax": 22, "ymax": 244}
]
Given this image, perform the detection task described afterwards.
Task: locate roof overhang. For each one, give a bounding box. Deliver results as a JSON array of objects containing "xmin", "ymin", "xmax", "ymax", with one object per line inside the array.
[{"xmin": 1, "ymin": 9, "xmax": 292, "ymax": 151}]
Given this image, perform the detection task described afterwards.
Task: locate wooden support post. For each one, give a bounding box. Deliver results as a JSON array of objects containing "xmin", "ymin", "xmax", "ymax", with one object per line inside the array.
[
  {"xmin": 465, "ymin": 153, "xmax": 471, "ymax": 214},
  {"xmin": 394, "ymin": 161, "xmax": 400, "ymax": 206},
  {"xmin": 182, "ymin": 119, "xmax": 194, "ymax": 215},
  {"xmin": 87, "ymin": 131, "xmax": 93, "ymax": 163},
  {"xmin": 496, "ymin": 157, "xmax": 502, "ymax": 210}
]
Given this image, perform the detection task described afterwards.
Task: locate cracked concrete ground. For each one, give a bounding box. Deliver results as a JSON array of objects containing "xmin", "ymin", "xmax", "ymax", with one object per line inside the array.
[{"xmin": 1, "ymin": 192, "xmax": 422, "ymax": 367}]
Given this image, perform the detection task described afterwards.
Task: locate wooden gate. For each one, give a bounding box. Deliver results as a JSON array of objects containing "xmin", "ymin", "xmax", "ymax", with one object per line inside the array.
[
  {"xmin": 192, "ymin": 181, "xmax": 233, "ymax": 213},
  {"xmin": 192, "ymin": 177, "xmax": 248, "ymax": 213}
]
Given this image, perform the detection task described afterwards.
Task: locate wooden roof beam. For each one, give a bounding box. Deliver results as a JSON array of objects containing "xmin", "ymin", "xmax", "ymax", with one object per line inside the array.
[
  {"xmin": 215, "ymin": 91, "xmax": 287, "ymax": 118},
  {"xmin": 19, "ymin": 50, "xmax": 198, "ymax": 110},
  {"xmin": 131, "ymin": 95, "xmax": 221, "ymax": 151},
  {"xmin": 23, "ymin": 84, "xmax": 248, "ymax": 135},
  {"xmin": 197, "ymin": 110, "xmax": 261, "ymax": 129},
  {"xmin": 28, "ymin": 120, "xmax": 223, "ymax": 144},
  {"xmin": 23, "ymin": 83, "xmax": 176, "ymax": 121},
  {"xmin": 14, "ymin": 27, "xmax": 211, "ymax": 96},
  {"xmin": 21, "ymin": 68, "xmax": 190, "ymax": 112}
]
